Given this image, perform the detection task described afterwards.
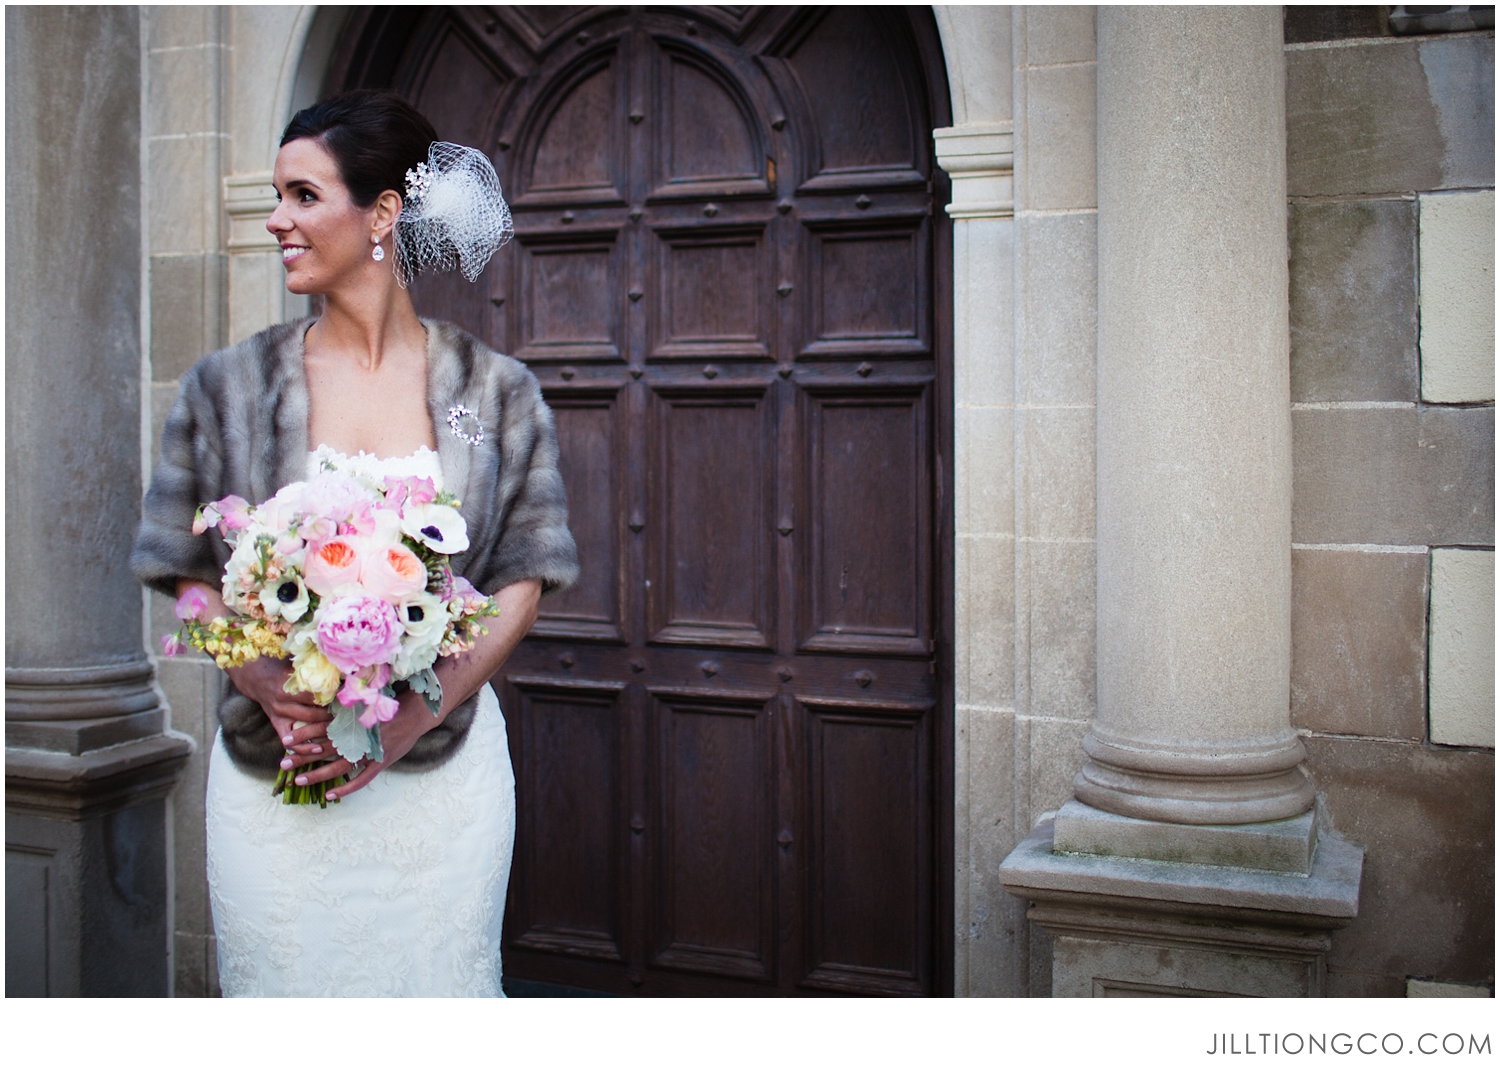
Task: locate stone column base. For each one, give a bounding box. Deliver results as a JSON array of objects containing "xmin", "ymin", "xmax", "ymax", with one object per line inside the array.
[
  {"xmin": 999, "ymin": 812, "xmax": 1363, "ymax": 997},
  {"xmin": 6, "ymin": 730, "xmax": 193, "ymax": 996}
]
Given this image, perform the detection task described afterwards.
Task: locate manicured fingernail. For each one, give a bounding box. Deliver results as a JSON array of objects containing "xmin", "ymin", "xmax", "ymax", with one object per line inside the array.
[
  {"xmin": 326, "ymin": 793, "xmax": 337, "ymax": 801},
  {"xmin": 294, "ymin": 775, "xmax": 308, "ymax": 786},
  {"xmin": 310, "ymin": 745, "xmax": 322, "ymax": 754},
  {"xmin": 280, "ymin": 758, "xmax": 294, "ymax": 770},
  {"xmin": 282, "ymin": 735, "xmax": 294, "ymax": 745}
]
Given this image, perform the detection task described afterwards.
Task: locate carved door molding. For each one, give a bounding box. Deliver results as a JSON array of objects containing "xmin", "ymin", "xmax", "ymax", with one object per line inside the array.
[{"xmin": 328, "ymin": 5, "xmax": 953, "ymax": 996}]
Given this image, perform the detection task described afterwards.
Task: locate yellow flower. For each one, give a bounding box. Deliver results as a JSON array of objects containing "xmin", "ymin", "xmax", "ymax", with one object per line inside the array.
[{"xmin": 287, "ymin": 647, "xmax": 340, "ymax": 706}]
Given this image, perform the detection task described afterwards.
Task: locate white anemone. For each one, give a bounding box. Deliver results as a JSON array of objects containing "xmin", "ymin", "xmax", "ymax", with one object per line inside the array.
[
  {"xmin": 259, "ymin": 574, "xmax": 310, "ymax": 623},
  {"xmin": 392, "ymin": 589, "xmax": 448, "ymax": 679},
  {"xmin": 400, "ymin": 502, "xmax": 469, "ymax": 554}
]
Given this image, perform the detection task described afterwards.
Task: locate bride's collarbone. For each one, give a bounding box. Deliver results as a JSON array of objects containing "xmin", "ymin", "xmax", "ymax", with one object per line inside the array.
[{"xmin": 307, "ymin": 395, "xmax": 437, "ymax": 460}]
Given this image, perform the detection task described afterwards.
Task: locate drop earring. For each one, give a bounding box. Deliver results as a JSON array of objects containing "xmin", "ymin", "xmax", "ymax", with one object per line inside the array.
[{"xmin": 372, "ymin": 237, "xmax": 386, "ymax": 263}]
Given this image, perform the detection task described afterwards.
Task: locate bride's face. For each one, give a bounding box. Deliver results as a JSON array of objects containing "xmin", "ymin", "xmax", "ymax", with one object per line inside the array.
[{"xmin": 267, "ymin": 137, "xmax": 382, "ymax": 295}]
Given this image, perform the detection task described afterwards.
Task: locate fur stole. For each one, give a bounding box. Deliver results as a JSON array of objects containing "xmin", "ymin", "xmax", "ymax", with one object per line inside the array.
[{"xmin": 131, "ymin": 318, "xmax": 578, "ymax": 774}]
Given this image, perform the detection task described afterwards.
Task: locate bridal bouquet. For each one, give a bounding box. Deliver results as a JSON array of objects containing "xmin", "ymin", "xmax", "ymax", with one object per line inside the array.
[{"xmin": 164, "ymin": 465, "xmax": 499, "ymax": 805}]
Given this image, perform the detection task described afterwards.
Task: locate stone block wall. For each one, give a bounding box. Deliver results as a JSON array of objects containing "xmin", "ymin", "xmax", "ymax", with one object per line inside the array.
[
  {"xmin": 1285, "ymin": 16, "xmax": 1495, "ymax": 996},
  {"xmin": 141, "ymin": 5, "xmax": 230, "ymax": 998}
]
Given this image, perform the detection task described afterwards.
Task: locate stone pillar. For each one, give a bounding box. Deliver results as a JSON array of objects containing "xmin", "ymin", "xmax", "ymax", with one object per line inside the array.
[
  {"xmin": 998, "ymin": 7, "xmax": 1362, "ymax": 997},
  {"xmin": 1084, "ymin": 6, "xmax": 1310, "ymax": 826},
  {"xmin": 5, "ymin": 5, "xmax": 190, "ymax": 997}
]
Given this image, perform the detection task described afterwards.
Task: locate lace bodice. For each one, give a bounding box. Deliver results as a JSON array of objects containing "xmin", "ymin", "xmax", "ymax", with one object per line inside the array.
[{"xmin": 308, "ymin": 443, "xmax": 445, "ymax": 488}]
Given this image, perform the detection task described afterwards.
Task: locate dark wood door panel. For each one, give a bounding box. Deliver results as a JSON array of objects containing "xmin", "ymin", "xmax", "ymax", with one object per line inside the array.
[
  {"xmin": 514, "ymin": 234, "xmax": 623, "ymax": 363},
  {"xmin": 522, "ymin": 54, "xmax": 626, "ymax": 201},
  {"xmin": 770, "ymin": 6, "xmax": 927, "ymax": 191},
  {"xmin": 799, "ymin": 383, "xmax": 932, "ymax": 656},
  {"xmin": 650, "ymin": 225, "xmax": 772, "ymax": 361},
  {"xmin": 503, "ymin": 678, "xmax": 628, "ymax": 962},
  {"xmin": 801, "ymin": 217, "xmax": 931, "ymax": 360},
  {"xmin": 649, "ymin": 688, "xmax": 776, "ymax": 981},
  {"xmin": 648, "ymin": 385, "xmax": 774, "ymax": 649},
  {"xmin": 533, "ymin": 387, "xmax": 625, "ymax": 642},
  {"xmin": 654, "ymin": 44, "xmax": 767, "ymax": 195},
  {"xmin": 406, "ymin": 20, "xmax": 513, "ymax": 151},
  {"xmin": 801, "ymin": 697, "xmax": 933, "ymax": 996}
]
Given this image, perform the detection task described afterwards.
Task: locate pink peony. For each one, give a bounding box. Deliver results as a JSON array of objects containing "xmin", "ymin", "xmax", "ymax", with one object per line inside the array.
[
  {"xmin": 303, "ymin": 536, "xmax": 364, "ymax": 595},
  {"xmin": 360, "ymin": 541, "xmax": 428, "ymax": 603},
  {"xmin": 315, "ymin": 593, "xmax": 403, "ymax": 674}
]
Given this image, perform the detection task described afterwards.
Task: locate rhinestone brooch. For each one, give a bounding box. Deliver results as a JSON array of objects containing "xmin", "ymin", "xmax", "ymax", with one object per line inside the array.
[{"xmin": 447, "ymin": 405, "xmax": 484, "ymax": 446}]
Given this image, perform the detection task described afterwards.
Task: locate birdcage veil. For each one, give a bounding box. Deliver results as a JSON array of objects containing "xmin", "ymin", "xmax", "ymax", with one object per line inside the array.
[{"xmin": 393, "ymin": 141, "xmax": 513, "ymax": 288}]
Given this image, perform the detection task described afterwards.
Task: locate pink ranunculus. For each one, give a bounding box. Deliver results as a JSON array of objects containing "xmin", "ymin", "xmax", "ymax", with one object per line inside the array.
[
  {"xmin": 357, "ymin": 691, "xmax": 400, "ymax": 729},
  {"xmin": 174, "ymin": 587, "xmax": 209, "ymax": 620},
  {"xmin": 303, "ymin": 536, "xmax": 364, "ymax": 596},
  {"xmin": 315, "ymin": 593, "xmax": 403, "ymax": 674},
  {"xmin": 360, "ymin": 541, "xmax": 428, "ymax": 603}
]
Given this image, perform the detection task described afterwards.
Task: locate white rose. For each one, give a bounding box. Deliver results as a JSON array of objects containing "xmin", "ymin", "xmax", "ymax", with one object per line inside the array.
[{"xmin": 400, "ymin": 503, "xmax": 469, "ymax": 554}]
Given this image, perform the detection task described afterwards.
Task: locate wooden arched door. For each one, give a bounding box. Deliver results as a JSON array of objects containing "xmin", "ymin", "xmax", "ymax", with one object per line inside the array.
[{"xmin": 328, "ymin": 6, "xmax": 953, "ymax": 996}]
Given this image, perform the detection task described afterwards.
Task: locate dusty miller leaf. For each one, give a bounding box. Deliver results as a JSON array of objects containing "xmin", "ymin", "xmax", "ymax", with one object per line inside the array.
[
  {"xmin": 365, "ymin": 723, "xmax": 384, "ymax": 763},
  {"xmin": 327, "ymin": 702, "xmax": 371, "ymax": 764},
  {"xmin": 405, "ymin": 669, "xmax": 443, "ymax": 717}
]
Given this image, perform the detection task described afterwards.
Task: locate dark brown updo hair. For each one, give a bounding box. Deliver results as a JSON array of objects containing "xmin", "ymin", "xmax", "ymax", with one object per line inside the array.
[{"xmin": 280, "ymin": 90, "xmax": 437, "ymax": 209}]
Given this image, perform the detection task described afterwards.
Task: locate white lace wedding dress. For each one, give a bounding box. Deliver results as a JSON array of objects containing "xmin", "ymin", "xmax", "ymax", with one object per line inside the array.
[{"xmin": 205, "ymin": 445, "xmax": 516, "ymax": 997}]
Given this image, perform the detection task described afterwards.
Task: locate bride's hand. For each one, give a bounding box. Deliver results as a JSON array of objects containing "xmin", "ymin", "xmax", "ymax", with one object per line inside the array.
[
  {"xmin": 226, "ymin": 656, "xmax": 331, "ymax": 760},
  {"xmin": 292, "ymin": 688, "xmax": 440, "ymax": 800},
  {"xmin": 176, "ymin": 580, "xmax": 331, "ymax": 758}
]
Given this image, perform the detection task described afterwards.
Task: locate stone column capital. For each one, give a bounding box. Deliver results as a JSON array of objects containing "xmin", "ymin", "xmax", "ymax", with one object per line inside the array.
[
  {"xmin": 934, "ymin": 122, "xmax": 1014, "ymax": 220},
  {"xmin": 225, "ymin": 171, "xmax": 279, "ymax": 252}
]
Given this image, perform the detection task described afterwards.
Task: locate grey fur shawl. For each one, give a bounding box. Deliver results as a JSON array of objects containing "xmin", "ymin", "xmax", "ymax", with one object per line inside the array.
[{"xmin": 132, "ymin": 318, "xmax": 578, "ymax": 775}]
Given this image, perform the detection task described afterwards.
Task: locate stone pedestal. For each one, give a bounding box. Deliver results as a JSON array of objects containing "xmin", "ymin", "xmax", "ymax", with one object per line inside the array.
[
  {"xmin": 1002, "ymin": 817, "xmax": 1362, "ymax": 997},
  {"xmin": 5, "ymin": 6, "xmax": 190, "ymax": 997}
]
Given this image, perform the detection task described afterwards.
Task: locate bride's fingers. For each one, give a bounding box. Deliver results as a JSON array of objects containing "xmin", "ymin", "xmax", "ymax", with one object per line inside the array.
[
  {"xmin": 280, "ymin": 738, "xmax": 332, "ymax": 764},
  {"xmin": 293, "ymin": 755, "xmax": 353, "ymax": 786},
  {"xmin": 280, "ymin": 719, "xmax": 332, "ymax": 747},
  {"xmin": 326, "ymin": 761, "xmax": 385, "ymax": 800}
]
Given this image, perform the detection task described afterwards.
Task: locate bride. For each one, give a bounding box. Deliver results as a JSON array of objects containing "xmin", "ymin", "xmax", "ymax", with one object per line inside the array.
[{"xmin": 131, "ymin": 91, "xmax": 577, "ymax": 997}]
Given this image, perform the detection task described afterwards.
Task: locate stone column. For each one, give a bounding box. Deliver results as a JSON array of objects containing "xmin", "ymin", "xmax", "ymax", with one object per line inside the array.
[
  {"xmin": 5, "ymin": 5, "xmax": 190, "ymax": 996},
  {"xmin": 1082, "ymin": 6, "xmax": 1311, "ymax": 827},
  {"xmin": 998, "ymin": 7, "xmax": 1362, "ymax": 998}
]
